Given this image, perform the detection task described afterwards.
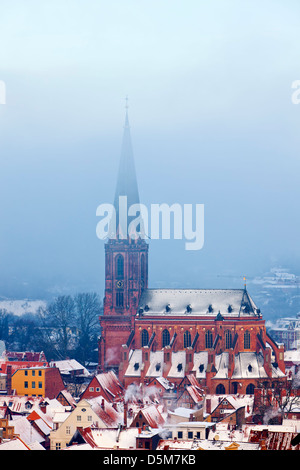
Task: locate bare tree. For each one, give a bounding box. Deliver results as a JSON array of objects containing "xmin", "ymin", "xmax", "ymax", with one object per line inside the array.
[
  {"xmin": 74, "ymin": 292, "xmax": 102, "ymax": 365},
  {"xmin": 46, "ymin": 295, "xmax": 76, "ymax": 359}
]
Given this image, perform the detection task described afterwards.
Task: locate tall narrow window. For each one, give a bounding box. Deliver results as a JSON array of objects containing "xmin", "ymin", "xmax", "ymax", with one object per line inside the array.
[
  {"xmin": 184, "ymin": 330, "xmax": 192, "ymax": 348},
  {"xmin": 162, "ymin": 329, "xmax": 170, "ymax": 347},
  {"xmin": 141, "ymin": 254, "xmax": 145, "ymax": 281},
  {"xmin": 205, "ymin": 330, "xmax": 213, "ymax": 349},
  {"xmin": 116, "ymin": 291, "xmax": 124, "ymax": 307},
  {"xmin": 116, "ymin": 255, "xmax": 124, "ymax": 279},
  {"xmin": 225, "ymin": 330, "xmax": 232, "ymax": 349},
  {"xmin": 141, "ymin": 329, "xmax": 149, "ymax": 347},
  {"xmin": 244, "ymin": 330, "xmax": 251, "ymax": 349}
]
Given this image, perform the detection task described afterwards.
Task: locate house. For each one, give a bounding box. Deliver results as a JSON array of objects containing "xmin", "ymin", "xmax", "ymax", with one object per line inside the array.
[
  {"xmin": 248, "ymin": 425, "xmax": 300, "ymax": 450},
  {"xmin": 136, "ymin": 427, "xmax": 163, "ymax": 450},
  {"xmin": 129, "ymin": 404, "xmax": 165, "ymax": 429},
  {"xmin": 204, "ymin": 394, "xmax": 254, "ymax": 424},
  {"xmin": 49, "ymin": 397, "xmax": 122, "ymax": 450},
  {"xmin": 80, "ymin": 370, "xmax": 124, "ymax": 402},
  {"xmin": 50, "ymin": 359, "xmax": 91, "ymax": 383},
  {"xmin": 11, "ymin": 366, "xmax": 65, "ymax": 399},
  {"xmin": 144, "ymin": 376, "xmax": 175, "ymax": 397},
  {"xmin": 163, "ymin": 421, "xmax": 213, "ymax": 441},
  {"xmin": 68, "ymin": 426, "xmax": 139, "ymax": 450}
]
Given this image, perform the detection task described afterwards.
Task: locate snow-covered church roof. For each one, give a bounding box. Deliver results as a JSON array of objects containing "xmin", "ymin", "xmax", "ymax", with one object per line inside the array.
[{"xmin": 137, "ymin": 288, "xmax": 260, "ymax": 318}]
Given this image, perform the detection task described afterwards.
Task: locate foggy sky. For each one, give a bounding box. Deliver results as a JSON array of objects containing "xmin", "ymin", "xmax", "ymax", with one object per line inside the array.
[{"xmin": 1, "ymin": 0, "xmax": 300, "ymax": 301}]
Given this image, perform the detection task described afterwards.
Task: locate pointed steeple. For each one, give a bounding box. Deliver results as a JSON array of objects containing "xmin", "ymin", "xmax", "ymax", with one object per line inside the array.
[
  {"xmin": 113, "ymin": 99, "xmax": 140, "ymax": 213},
  {"xmin": 110, "ymin": 99, "xmax": 144, "ymax": 240}
]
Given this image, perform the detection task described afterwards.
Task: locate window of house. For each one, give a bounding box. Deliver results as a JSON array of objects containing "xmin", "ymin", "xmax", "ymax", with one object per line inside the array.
[
  {"xmin": 24, "ymin": 381, "xmax": 28, "ymax": 389},
  {"xmin": 32, "ymin": 381, "xmax": 36, "ymax": 388},
  {"xmin": 38, "ymin": 382, "xmax": 42, "ymax": 389},
  {"xmin": 32, "ymin": 370, "xmax": 35, "ymax": 376},
  {"xmin": 89, "ymin": 387, "xmax": 94, "ymax": 392},
  {"xmin": 77, "ymin": 415, "xmax": 81, "ymax": 422},
  {"xmin": 177, "ymin": 431, "xmax": 183, "ymax": 439},
  {"xmin": 66, "ymin": 426, "xmax": 71, "ymax": 435},
  {"xmin": 88, "ymin": 415, "xmax": 92, "ymax": 422},
  {"xmin": 39, "ymin": 371, "xmax": 42, "ymax": 376},
  {"xmin": 55, "ymin": 443, "xmax": 61, "ymax": 450}
]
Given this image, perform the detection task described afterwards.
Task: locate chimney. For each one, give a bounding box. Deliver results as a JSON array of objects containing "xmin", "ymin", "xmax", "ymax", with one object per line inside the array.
[
  {"xmin": 6, "ymin": 365, "xmax": 12, "ymax": 395},
  {"xmin": 123, "ymin": 401, "xmax": 128, "ymax": 428},
  {"xmin": 206, "ymin": 398, "xmax": 211, "ymax": 415}
]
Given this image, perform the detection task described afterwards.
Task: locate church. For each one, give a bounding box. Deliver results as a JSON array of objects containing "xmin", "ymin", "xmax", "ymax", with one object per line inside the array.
[{"xmin": 98, "ymin": 108, "xmax": 286, "ymax": 395}]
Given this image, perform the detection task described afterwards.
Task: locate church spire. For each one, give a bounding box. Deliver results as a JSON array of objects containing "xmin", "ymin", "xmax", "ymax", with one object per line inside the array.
[{"xmin": 112, "ymin": 98, "xmax": 143, "ymax": 240}]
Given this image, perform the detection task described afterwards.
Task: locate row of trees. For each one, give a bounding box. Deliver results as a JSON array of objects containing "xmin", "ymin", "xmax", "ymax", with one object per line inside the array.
[{"xmin": 0, "ymin": 292, "xmax": 102, "ymax": 365}]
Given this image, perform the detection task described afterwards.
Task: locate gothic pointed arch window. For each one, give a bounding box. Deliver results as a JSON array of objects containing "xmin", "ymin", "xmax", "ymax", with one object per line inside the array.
[
  {"xmin": 205, "ymin": 330, "xmax": 213, "ymax": 349},
  {"xmin": 162, "ymin": 329, "xmax": 170, "ymax": 348},
  {"xmin": 116, "ymin": 254, "xmax": 124, "ymax": 279},
  {"xmin": 141, "ymin": 329, "xmax": 149, "ymax": 347},
  {"xmin": 244, "ymin": 330, "xmax": 251, "ymax": 349},
  {"xmin": 225, "ymin": 330, "xmax": 232, "ymax": 349},
  {"xmin": 184, "ymin": 330, "xmax": 191, "ymax": 348}
]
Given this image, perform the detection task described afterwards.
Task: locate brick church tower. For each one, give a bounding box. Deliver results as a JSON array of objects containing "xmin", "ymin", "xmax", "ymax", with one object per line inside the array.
[{"xmin": 98, "ymin": 105, "xmax": 148, "ymax": 373}]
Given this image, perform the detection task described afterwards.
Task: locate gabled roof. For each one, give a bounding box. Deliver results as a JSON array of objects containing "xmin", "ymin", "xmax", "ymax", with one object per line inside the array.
[
  {"xmin": 131, "ymin": 404, "xmax": 165, "ymax": 429},
  {"xmin": 92, "ymin": 370, "xmax": 124, "ymax": 401}
]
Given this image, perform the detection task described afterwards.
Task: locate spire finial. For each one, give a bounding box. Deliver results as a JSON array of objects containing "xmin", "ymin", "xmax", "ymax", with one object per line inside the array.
[
  {"xmin": 243, "ymin": 276, "xmax": 247, "ymax": 289},
  {"xmin": 125, "ymin": 95, "xmax": 129, "ymax": 110}
]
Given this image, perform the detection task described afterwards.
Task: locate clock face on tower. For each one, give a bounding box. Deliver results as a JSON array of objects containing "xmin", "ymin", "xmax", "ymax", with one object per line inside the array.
[{"xmin": 116, "ymin": 280, "xmax": 124, "ymax": 289}]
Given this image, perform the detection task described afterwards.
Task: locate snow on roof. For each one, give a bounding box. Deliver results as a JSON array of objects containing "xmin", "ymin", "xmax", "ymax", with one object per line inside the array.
[
  {"xmin": 206, "ymin": 394, "xmax": 254, "ymax": 417},
  {"xmin": 78, "ymin": 427, "xmax": 139, "ymax": 450},
  {"xmin": 94, "ymin": 370, "xmax": 124, "ymax": 400},
  {"xmin": 231, "ymin": 352, "xmax": 268, "ymax": 379},
  {"xmin": 9, "ymin": 416, "xmax": 45, "ymax": 444},
  {"xmin": 168, "ymin": 407, "xmax": 195, "ymax": 419},
  {"xmin": 213, "ymin": 352, "xmax": 229, "ymax": 379},
  {"xmin": 192, "ymin": 352, "xmax": 208, "ymax": 379},
  {"xmin": 124, "ymin": 350, "xmax": 142, "ymax": 377},
  {"xmin": 145, "ymin": 351, "xmax": 164, "ymax": 378},
  {"xmin": 27, "ymin": 410, "xmax": 52, "ymax": 435},
  {"xmin": 284, "ymin": 350, "xmax": 300, "ymax": 363},
  {"xmin": 185, "ymin": 385, "xmax": 203, "ymax": 404},
  {"xmin": 0, "ymin": 395, "xmax": 44, "ymax": 414},
  {"xmin": 153, "ymin": 376, "xmax": 174, "ymax": 390},
  {"xmin": 157, "ymin": 438, "xmax": 260, "ymax": 450},
  {"xmin": 167, "ymin": 351, "xmax": 186, "ymax": 378},
  {"xmin": 0, "ymin": 437, "xmax": 31, "ymax": 450},
  {"xmin": 85, "ymin": 397, "xmax": 122, "ymax": 428},
  {"xmin": 138, "ymin": 288, "xmax": 259, "ymax": 317},
  {"xmin": 49, "ymin": 359, "xmax": 90, "ymax": 377},
  {"xmin": 135, "ymin": 404, "xmax": 165, "ymax": 428}
]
